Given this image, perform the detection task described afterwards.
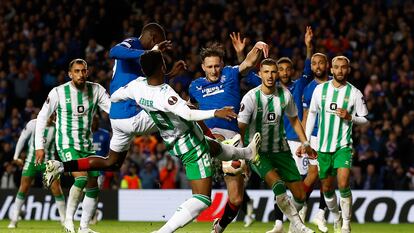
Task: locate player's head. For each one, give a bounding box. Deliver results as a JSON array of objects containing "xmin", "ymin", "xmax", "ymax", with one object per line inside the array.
[
  {"xmin": 200, "ymin": 43, "xmax": 225, "ymax": 82},
  {"xmin": 259, "ymin": 58, "xmax": 278, "ymax": 89},
  {"xmin": 276, "ymin": 57, "xmax": 294, "ymax": 85},
  {"xmin": 68, "ymin": 58, "xmax": 88, "ymax": 89},
  {"xmin": 311, "ymin": 53, "xmax": 328, "ymax": 78},
  {"xmin": 331, "ymin": 55, "xmax": 351, "ymax": 83},
  {"xmin": 140, "ymin": 50, "xmax": 166, "ymax": 78},
  {"xmin": 140, "ymin": 23, "xmax": 166, "ymax": 50}
]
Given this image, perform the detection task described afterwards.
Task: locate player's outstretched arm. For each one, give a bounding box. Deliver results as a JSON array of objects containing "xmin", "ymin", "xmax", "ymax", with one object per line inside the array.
[
  {"xmin": 13, "ymin": 120, "xmax": 34, "ymax": 162},
  {"xmin": 109, "ymin": 39, "xmax": 146, "ymax": 59},
  {"xmin": 288, "ymin": 115, "xmax": 316, "ymax": 159},
  {"xmin": 239, "ymin": 41, "xmax": 269, "ymax": 76},
  {"xmin": 110, "ymin": 81, "xmax": 137, "ymax": 103},
  {"xmin": 230, "ymin": 32, "xmax": 247, "ymax": 63},
  {"xmin": 305, "ymin": 26, "xmax": 313, "ymax": 59}
]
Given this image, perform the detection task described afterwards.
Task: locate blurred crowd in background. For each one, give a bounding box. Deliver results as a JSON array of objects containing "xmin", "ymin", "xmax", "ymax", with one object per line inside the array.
[{"xmin": 0, "ymin": 0, "xmax": 413, "ymax": 191}]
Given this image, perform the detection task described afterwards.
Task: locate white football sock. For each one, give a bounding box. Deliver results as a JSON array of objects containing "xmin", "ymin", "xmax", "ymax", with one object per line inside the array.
[
  {"xmin": 11, "ymin": 197, "xmax": 25, "ymax": 222},
  {"xmin": 80, "ymin": 196, "xmax": 97, "ymax": 229},
  {"xmin": 275, "ymin": 193, "xmax": 301, "ymax": 223},
  {"xmin": 157, "ymin": 196, "xmax": 210, "ymax": 233},
  {"xmin": 54, "ymin": 198, "xmax": 66, "ymax": 223},
  {"xmin": 340, "ymin": 195, "xmax": 352, "ymax": 225},
  {"xmin": 216, "ymin": 143, "xmax": 251, "ymax": 161},
  {"xmin": 65, "ymin": 185, "xmax": 83, "ymax": 222},
  {"xmin": 324, "ymin": 192, "xmax": 340, "ymax": 221}
]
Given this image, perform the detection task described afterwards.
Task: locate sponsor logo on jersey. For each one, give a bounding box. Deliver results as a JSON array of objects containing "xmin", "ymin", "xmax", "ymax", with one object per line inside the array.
[
  {"xmin": 240, "ymin": 103, "xmax": 245, "ymax": 112},
  {"xmin": 168, "ymin": 96, "xmax": 178, "ymax": 105},
  {"xmin": 77, "ymin": 105, "xmax": 85, "ymax": 113}
]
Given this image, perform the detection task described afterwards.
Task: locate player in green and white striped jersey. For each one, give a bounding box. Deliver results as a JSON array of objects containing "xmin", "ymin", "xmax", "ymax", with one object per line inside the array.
[
  {"xmin": 238, "ymin": 58, "xmax": 316, "ymax": 233},
  {"xmin": 44, "ymin": 51, "xmax": 260, "ymax": 233},
  {"xmin": 35, "ymin": 59, "xmax": 110, "ymax": 233},
  {"xmin": 113, "ymin": 50, "xmax": 261, "ymax": 233},
  {"xmin": 8, "ymin": 116, "xmax": 66, "ymax": 229},
  {"xmin": 305, "ymin": 56, "xmax": 368, "ymax": 233}
]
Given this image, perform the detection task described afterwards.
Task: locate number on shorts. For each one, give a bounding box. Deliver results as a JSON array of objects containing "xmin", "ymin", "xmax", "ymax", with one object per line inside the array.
[
  {"xmin": 65, "ymin": 151, "xmax": 72, "ymax": 161},
  {"xmin": 202, "ymin": 154, "xmax": 210, "ymax": 167}
]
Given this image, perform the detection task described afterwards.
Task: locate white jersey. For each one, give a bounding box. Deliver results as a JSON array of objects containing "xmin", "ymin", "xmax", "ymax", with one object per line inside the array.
[
  {"xmin": 111, "ymin": 77, "xmax": 216, "ymax": 156},
  {"xmin": 308, "ymin": 80, "xmax": 368, "ymax": 153},
  {"xmin": 35, "ymin": 81, "xmax": 110, "ymax": 153},
  {"xmin": 238, "ymin": 85, "xmax": 298, "ymax": 154},
  {"xmin": 14, "ymin": 119, "xmax": 56, "ymax": 163}
]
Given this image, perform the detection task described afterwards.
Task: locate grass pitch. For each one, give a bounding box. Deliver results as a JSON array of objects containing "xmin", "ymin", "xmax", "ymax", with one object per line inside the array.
[{"xmin": 0, "ymin": 220, "xmax": 409, "ymax": 233}]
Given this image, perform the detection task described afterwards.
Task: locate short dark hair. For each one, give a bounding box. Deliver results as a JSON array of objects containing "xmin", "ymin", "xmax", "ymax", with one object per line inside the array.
[
  {"xmin": 68, "ymin": 58, "xmax": 87, "ymax": 70},
  {"xmin": 260, "ymin": 58, "xmax": 277, "ymax": 67},
  {"xmin": 276, "ymin": 57, "xmax": 293, "ymax": 66},
  {"xmin": 200, "ymin": 43, "xmax": 225, "ymax": 62},
  {"xmin": 141, "ymin": 23, "xmax": 166, "ymax": 39},
  {"xmin": 140, "ymin": 50, "xmax": 163, "ymax": 77}
]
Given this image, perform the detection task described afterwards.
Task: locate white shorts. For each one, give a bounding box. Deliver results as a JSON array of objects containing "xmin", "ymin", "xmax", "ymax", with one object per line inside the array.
[
  {"xmin": 109, "ymin": 111, "xmax": 157, "ymax": 152},
  {"xmin": 210, "ymin": 128, "xmax": 238, "ymax": 140},
  {"xmin": 289, "ymin": 140, "xmax": 309, "ymax": 175},
  {"xmin": 309, "ymin": 136, "xmax": 319, "ymax": 166}
]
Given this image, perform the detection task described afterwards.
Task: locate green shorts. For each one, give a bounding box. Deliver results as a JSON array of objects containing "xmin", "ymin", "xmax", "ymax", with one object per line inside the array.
[
  {"xmin": 58, "ymin": 148, "xmax": 99, "ymax": 177},
  {"xmin": 250, "ymin": 151, "xmax": 301, "ymax": 182},
  {"xmin": 177, "ymin": 140, "xmax": 212, "ymax": 180},
  {"xmin": 317, "ymin": 147, "xmax": 352, "ymax": 179},
  {"xmin": 22, "ymin": 162, "xmax": 45, "ymax": 177}
]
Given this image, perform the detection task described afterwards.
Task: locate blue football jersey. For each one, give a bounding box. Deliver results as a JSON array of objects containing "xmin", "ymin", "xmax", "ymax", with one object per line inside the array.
[
  {"xmin": 92, "ymin": 128, "xmax": 110, "ymax": 157},
  {"xmin": 302, "ymin": 76, "xmax": 333, "ymax": 137},
  {"xmin": 283, "ymin": 59, "xmax": 313, "ymax": 140},
  {"xmin": 189, "ymin": 66, "xmax": 241, "ymax": 132},
  {"xmin": 109, "ymin": 37, "xmax": 145, "ymax": 119}
]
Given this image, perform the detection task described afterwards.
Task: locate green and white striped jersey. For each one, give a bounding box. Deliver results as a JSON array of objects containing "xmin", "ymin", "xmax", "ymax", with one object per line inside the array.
[
  {"xmin": 238, "ymin": 85, "xmax": 298, "ymax": 154},
  {"xmin": 111, "ymin": 77, "xmax": 216, "ymax": 158},
  {"xmin": 35, "ymin": 81, "xmax": 110, "ymax": 153},
  {"xmin": 14, "ymin": 119, "xmax": 56, "ymax": 163},
  {"xmin": 308, "ymin": 80, "xmax": 368, "ymax": 152}
]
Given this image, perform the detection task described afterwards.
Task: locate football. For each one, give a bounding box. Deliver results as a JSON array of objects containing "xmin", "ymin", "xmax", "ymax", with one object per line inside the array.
[{"xmin": 231, "ymin": 160, "xmax": 242, "ymax": 168}]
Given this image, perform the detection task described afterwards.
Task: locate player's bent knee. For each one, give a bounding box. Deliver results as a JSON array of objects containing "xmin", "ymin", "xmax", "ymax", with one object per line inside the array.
[{"xmin": 229, "ymin": 196, "xmax": 243, "ymax": 207}]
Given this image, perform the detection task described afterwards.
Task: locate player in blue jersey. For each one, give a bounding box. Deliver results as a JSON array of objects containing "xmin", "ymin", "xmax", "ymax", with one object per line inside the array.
[
  {"xmin": 49, "ymin": 23, "xmax": 185, "ymax": 173},
  {"xmin": 301, "ymin": 52, "xmax": 331, "ymax": 233},
  {"xmin": 188, "ymin": 40, "xmax": 269, "ymax": 233}
]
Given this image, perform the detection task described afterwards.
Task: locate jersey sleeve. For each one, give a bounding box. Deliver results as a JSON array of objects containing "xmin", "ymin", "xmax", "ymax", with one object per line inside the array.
[
  {"xmin": 35, "ymin": 89, "xmax": 59, "ymax": 150},
  {"xmin": 163, "ymin": 86, "xmax": 215, "ymax": 121},
  {"xmin": 110, "ymin": 80, "xmax": 138, "ymax": 103},
  {"xmin": 238, "ymin": 92, "xmax": 255, "ymax": 124},
  {"xmin": 96, "ymin": 84, "xmax": 111, "ymax": 114},
  {"xmin": 14, "ymin": 120, "xmax": 35, "ymax": 160},
  {"xmin": 188, "ymin": 81, "xmax": 198, "ymax": 104},
  {"xmin": 243, "ymin": 70, "xmax": 261, "ymax": 87},
  {"xmin": 284, "ymin": 91, "xmax": 298, "ymax": 117},
  {"xmin": 308, "ymin": 86, "xmax": 320, "ymax": 114},
  {"xmin": 302, "ymin": 84, "xmax": 312, "ymax": 109},
  {"xmin": 353, "ymin": 89, "xmax": 368, "ymax": 117},
  {"xmin": 109, "ymin": 38, "xmax": 145, "ymax": 59}
]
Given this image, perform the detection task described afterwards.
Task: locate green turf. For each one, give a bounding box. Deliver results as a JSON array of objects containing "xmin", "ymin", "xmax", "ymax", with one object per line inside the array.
[{"xmin": 0, "ymin": 220, "xmax": 410, "ymax": 233}]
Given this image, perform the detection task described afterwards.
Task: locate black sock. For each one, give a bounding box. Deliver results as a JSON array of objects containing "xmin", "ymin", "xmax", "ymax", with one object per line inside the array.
[
  {"xmin": 219, "ymin": 202, "xmax": 240, "ymax": 229},
  {"xmin": 63, "ymin": 160, "xmax": 78, "ymax": 172},
  {"xmin": 274, "ymin": 196, "xmax": 284, "ymax": 221},
  {"xmin": 319, "ymin": 189, "xmax": 327, "ymax": 210}
]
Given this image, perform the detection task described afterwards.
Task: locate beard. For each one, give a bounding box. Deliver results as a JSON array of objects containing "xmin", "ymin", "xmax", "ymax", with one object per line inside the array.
[
  {"xmin": 333, "ymin": 73, "xmax": 348, "ymax": 83},
  {"xmin": 314, "ymin": 69, "xmax": 327, "ymax": 79}
]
